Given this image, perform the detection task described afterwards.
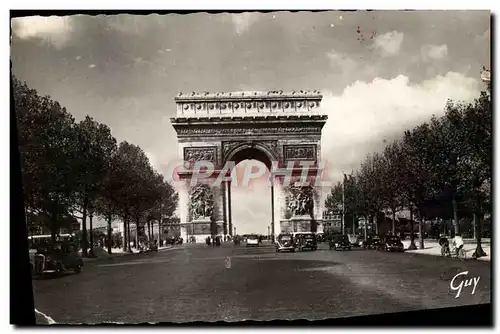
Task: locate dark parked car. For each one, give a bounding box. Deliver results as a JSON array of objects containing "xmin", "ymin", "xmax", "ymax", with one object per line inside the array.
[
  {"xmin": 383, "ymin": 236, "xmax": 404, "ymax": 252},
  {"xmin": 31, "ymin": 243, "xmax": 83, "ymax": 278},
  {"xmin": 329, "ymin": 234, "xmax": 351, "ymax": 251},
  {"xmin": 362, "ymin": 235, "xmax": 383, "ymax": 250},
  {"xmin": 276, "ymin": 233, "xmax": 295, "ymax": 252},
  {"xmin": 316, "ymin": 233, "xmax": 326, "ymax": 243},
  {"xmin": 294, "ymin": 233, "xmax": 317, "ymax": 251},
  {"xmin": 347, "ymin": 234, "xmax": 362, "ymax": 247}
]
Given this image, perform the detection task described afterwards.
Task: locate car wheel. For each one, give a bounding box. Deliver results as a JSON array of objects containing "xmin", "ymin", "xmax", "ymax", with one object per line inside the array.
[{"xmin": 56, "ymin": 264, "xmax": 64, "ymax": 277}]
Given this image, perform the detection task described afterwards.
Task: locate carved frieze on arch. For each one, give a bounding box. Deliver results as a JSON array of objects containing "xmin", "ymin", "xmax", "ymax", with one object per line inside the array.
[
  {"xmin": 283, "ymin": 144, "xmax": 317, "ymax": 163},
  {"xmin": 183, "ymin": 146, "xmax": 217, "ymax": 164}
]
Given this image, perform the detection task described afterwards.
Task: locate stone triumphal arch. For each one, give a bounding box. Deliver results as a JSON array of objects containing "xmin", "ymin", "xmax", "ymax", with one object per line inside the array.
[{"xmin": 170, "ymin": 91, "xmax": 328, "ymax": 243}]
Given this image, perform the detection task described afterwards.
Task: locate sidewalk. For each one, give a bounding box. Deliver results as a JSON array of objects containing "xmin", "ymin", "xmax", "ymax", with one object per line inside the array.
[
  {"xmin": 79, "ymin": 245, "xmax": 174, "ymax": 262},
  {"xmin": 402, "ymin": 239, "xmax": 491, "ymax": 262}
]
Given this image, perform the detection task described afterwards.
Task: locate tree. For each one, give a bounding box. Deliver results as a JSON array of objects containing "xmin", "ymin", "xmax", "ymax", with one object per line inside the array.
[
  {"xmin": 73, "ymin": 116, "xmax": 117, "ymax": 257},
  {"xmin": 14, "ymin": 77, "xmax": 79, "ymax": 244},
  {"xmin": 358, "ymin": 153, "xmax": 386, "ymax": 234},
  {"xmin": 113, "ymin": 142, "xmax": 155, "ymax": 252},
  {"xmin": 400, "ymin": 122, "xmax": 439, "ymax": 250},
  {"xmin": 381, "ymin": 141, "xmax": 405, "ymax": 235},
  {"xmin": 444, "ymin": 85, "xmax": 491, "ymax": 258},
  {"xmin": 94, "ymin": 148, "xmax": 121, "ymax": 254}
]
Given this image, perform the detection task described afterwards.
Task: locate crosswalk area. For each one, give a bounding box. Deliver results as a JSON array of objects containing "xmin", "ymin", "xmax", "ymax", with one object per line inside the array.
[{"xmin": 231, "ymin": 244, "xmax": 276, "ymax": 256}]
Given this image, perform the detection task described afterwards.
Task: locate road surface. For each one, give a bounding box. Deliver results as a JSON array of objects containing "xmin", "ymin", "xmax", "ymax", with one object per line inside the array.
[{"xmin": 32, "ymin": 242, "xmax": 491, "ymax": 324}]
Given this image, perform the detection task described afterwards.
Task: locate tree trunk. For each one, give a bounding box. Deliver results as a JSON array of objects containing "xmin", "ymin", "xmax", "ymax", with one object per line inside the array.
[
  {"xmin": 392, "ymin": 211, "xmax": 396, "ymax": 235},
  {"xmin": 374, "ymin": 215, "xmax": 379, "ymax": 235},
  {"xmin": 472, "ymin": 209, "xmax": 487, "ymax": 259},
  {"xmin": 107, "ymin": 213, "xmax": 112, "ymax": 254},
  {"xmin": 418, "ymin": 218, "xmax": 424, "ymax": 249},
  {"xmin": 89, "ymin": 212, "xmax": 96, "ymax": 257},
  {"xmin": 452, "ymin": 196, "xmax": 459, "ymax": 236},
  {"xmin": 50, "ymin": 209, "xmax": 57, "ymax": 245},
  {"xmin": 158, "ymin": 219, "xmax": 162, "ymax": 245},
  {"xmin": 81, "ymin": 195, "xmax": 89, "ymax": 257},
  {"xmin": 363, "ymin": 216, "xmax": 368, "ymax": 240},
  {"xmin": 127, "ymin": 220, "xmax": 132, "ymax": 252},
  {"xmin": 123, "ymin": 216, "xmax": 128, "ymax": 252},
  {"xmin": 408, "ymin": 207, "xmax": 417, "ymax": 250}
]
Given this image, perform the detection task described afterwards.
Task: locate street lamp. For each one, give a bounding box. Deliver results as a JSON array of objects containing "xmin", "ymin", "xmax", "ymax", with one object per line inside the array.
[
  {"xmin": 269, "ymin": 172, "xmax": 275, "ymax": 243},
  {"xmin": 342, "ymin": 172, "xmax": 346, "ymax": 235}
]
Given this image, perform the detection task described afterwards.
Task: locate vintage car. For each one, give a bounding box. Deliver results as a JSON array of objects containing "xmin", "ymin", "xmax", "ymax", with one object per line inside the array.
[
  {"xmin": 276, "ymin": 233, "xmax": 295, "ymax": 252},
  {"xmin": 293, "ymin": 233, "xmax": 317, "ymax": 251},
  {"xmin": 315, "ymin": 233, "xmax": 326, "ymax": 243},
  {"xmin": 362, "ymin": 235, "xmax": 383, "ymax": 250},
  {"xmin": 347, "ymin": 234, "xmax": 361, "ymax": 247},
  {"xmin": 383, "ymin": 236, "xmax": 405, "ymax": 252},
  {"xmin": 31, "ymin": 244, "xmax": 83, "ymax": 278},
  {"xmin": 140, "ymin": 241, "xmax": 158, "ymax": 253},
  {"xmin": 329, "ymin": 234, "xmax": 352, "ymax": 251},
  {"xmin": 246, "ymin": 235, "xmax": 260, "ymax": 247}
]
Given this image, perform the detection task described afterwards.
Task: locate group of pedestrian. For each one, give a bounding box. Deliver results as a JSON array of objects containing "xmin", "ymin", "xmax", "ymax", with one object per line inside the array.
[{"xmin": 205, "ymin": 236, "xmax": 221, "ymax": 247}]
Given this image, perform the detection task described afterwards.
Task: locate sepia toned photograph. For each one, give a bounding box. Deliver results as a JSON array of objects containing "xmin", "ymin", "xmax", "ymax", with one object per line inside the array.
[{"xmin": 10, "ymin": 9, "xmax": 491, "ymax": 325}]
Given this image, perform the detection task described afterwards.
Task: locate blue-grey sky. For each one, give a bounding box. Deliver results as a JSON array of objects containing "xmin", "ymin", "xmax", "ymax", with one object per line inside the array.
[{"xmin": 11, "ymin": 11, "xmax": 490, "ymax": 234}]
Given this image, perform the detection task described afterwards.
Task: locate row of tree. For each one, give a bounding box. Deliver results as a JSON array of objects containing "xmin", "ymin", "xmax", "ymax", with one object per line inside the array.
[
  {"xmin": 325, "ymin": 79, "xmax": 491, "ymax": 258},
  {"xmin": 14, "ymin": 76, "xmax": 179, "ymax": 256}
]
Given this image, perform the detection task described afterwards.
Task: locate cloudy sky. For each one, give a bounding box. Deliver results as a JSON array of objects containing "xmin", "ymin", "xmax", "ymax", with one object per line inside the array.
[{"xmin": 11, "ymin": 11, "xmax": 490, "ymax": 234}]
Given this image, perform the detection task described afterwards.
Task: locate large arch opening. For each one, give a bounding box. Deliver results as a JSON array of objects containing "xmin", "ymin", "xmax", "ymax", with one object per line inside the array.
[{"xmin": 225, "ymin": 146, "xmax": 274, "ymax": 239}]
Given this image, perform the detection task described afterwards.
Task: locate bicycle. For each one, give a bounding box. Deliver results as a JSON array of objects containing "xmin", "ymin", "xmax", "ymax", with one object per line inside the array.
[{"xmin": 450, "ymin": 245, "xmax": 467, "ymax": 261}]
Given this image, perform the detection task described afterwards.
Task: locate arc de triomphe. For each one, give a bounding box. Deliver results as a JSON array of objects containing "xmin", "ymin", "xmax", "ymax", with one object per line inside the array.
[{"xmin": 170, "ymin": 91, "xmax": 328, "ymax": 242}]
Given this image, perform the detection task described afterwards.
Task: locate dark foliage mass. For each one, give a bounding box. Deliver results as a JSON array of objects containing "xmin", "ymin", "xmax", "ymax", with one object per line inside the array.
[
  {"xmin": 325, "ymin": 79, "xmax": 491, "ymax": 257},
  {"xmin": 14, "ymin": 76, "xmax": 179, "ymax": 255}
]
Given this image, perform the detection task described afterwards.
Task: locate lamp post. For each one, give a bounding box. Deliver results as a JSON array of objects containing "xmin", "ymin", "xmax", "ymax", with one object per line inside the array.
[
  {"xmin": 270, "ymin": 173, "xmax": 275, "ymax": 243},
  {"xmin": 342, "ymin": 172, "xmax": 345, "ymax": 235}
]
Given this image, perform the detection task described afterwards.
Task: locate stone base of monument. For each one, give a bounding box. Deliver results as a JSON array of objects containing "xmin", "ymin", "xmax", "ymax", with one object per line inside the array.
[
  {"xmin": 280, "ymin": 216, "xmax": 314, "ymax": 233},
  {"xmin": 181, "ymin": 218, "xmax": 225, "ymax": 243}
]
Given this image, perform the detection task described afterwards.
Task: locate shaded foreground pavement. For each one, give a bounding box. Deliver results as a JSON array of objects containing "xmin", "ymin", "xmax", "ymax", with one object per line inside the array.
[{"xmin": 32, "ymin": 243, "xmax": 491, "ymax": 324}]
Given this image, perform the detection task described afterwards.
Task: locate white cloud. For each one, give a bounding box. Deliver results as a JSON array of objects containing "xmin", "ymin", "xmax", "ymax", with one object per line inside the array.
[
  {"xmin": 327, "ymin": 50, "xmax": 358, "ymax": 74},
  {"xmin": 230, "ymin": 12, "xmax": 260, "ymax": 35},
  {"xmin": 373, "ymin": 31, "xmax": 404, "ymax": 56},
  {"xmin": 421, "ymin": 44, "xmax": 448, "ymax": 61},
  {"xmin": 320, "ymin": 72, "xmax": 480, "ymax": 184},
  {"xmin": 75, "ymin": 55, "xmax": 82, "ymax": 60},
  {"xmin": 11, "ymin": 16, "xmax": 74, "ymax": 49},
  {"xmin": 88, "ymin": 64, "xmax": 96, "ymax": 68}
]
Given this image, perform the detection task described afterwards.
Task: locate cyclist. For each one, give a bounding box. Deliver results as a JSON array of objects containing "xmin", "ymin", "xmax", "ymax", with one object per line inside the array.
[
  {"xmin": 438, "ymin": 234, "xmax": 450, "ymax": 256},
  {"xmin": 452, "ymin": 233, "xmax": 465, "ymax": 257}
]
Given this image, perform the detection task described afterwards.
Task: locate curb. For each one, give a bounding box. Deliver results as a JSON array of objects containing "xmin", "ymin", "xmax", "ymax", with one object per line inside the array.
[
  {"xmin": 82, "ymin": 246, "xmax": 175, "ymax": 262},
  {"xmin": 404, "ymin": 248, "xmax": 490, "ymax": 262}
]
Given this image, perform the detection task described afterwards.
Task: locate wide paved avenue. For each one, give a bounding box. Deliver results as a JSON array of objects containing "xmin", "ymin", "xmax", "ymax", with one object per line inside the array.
[{"xmin": 32, "ymin": 242, "xmax": 491, "ymax": 324}]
